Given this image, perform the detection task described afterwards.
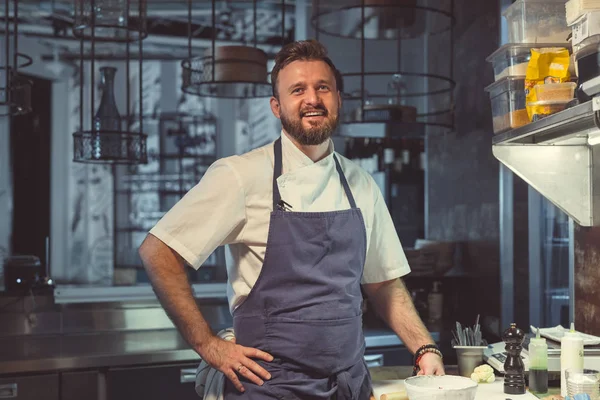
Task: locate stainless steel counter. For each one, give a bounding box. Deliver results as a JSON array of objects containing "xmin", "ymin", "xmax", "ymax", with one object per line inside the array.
[{"xmin": 0, "ymin": 328, "xmax": 439, "ymax": 375}]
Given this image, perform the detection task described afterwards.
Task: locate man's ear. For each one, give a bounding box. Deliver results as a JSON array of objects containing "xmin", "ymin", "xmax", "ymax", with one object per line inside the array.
[{"xmin": 270, "ymin": 96, "xmax": 281, "ymax": 119}]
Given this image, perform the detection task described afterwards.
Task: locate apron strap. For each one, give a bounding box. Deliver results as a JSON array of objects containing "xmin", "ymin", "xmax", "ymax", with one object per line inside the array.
[
  {"xmin": 272, "ymin": 137, "xmax": 358, "ymax": 210},
  {"xmin": 273, "ymin": 137, "xmax": 283, "ymax": 210},
  {"xmin": 333, "ymin": 155, "xmax": 357, "ymax": 209}
]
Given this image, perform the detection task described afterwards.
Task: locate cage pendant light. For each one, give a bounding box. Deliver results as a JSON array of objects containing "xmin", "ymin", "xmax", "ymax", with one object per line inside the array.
[
  {"xmin": 311, "ymin": 0, "xmax": 456, "ymax": 137},
  {"xmin": 0, "ymin": 0, "xmax": 32, "ymax": 117},
  {"xmin": 181, "ymin": 0, "xmax": 287, "ymax": 99},
  {"xmin": 72, "ymin": 0, "xmax": 148, "ymax": 164},
  {"xmin": 73, "ymin": 0, "xmax": 148, "ymax": 42}
]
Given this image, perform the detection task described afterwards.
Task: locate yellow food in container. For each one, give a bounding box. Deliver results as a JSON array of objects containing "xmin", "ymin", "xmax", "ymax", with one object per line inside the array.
[
  {"xmin": 533, "ymin": 82, "xmax": 576, "ymax": 101},
  {"xmin": 526, "ymin": 100, "xmax": 570, "ymax": 121}
]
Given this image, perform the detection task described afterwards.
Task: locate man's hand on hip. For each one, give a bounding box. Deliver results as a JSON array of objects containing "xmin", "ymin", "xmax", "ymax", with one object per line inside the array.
[
  {"xmin": 417, "ymin": 352, "xmax": 445, "ymax": 376},
  {"xmin": 199, "ymin": 335, "xmax": 274, "ymax": 392}
]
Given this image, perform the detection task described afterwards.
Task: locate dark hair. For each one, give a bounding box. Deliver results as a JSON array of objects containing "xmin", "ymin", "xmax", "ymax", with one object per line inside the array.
[{"xmin": 271, "ymin": 39, "xmax": 343, "ymax": 98}]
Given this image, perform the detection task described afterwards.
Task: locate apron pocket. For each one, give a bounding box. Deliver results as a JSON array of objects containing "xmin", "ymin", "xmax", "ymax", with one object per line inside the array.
[
  {"xmin": 258, "ymin": 360, "xmax": 337, "ymax": 400},
  {"xmin": 265, "ymin": 315, "xmax": 364, "ymax": 375}
]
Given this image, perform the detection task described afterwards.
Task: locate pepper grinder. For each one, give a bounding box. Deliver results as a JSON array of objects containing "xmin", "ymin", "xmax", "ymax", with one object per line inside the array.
[{"xmin": 503, "ymin": 323, "xmax": 526, "ymax": 395}]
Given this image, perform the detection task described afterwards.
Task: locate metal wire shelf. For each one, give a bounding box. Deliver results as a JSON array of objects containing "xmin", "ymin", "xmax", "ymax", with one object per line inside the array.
[
  {"xmin": 180, "ymin": 0, "xmax": 287, "ymax": 98},
  {"xmin": 0, "ymin": 0, "xmax": 33, "ymax": 116},
  {"xmin": 73, "ymin": 130, "xmax": 148, "ymax": 164},
  {"xmin": 72, "ymin": 0, "xmax": 148, "ymax": 42},
  {"xmin": 311, "ymin": 1, "xmax": 454, "ymax": 40},
  {"xmin": 181, "ymin": 54, "xmax": 273, "ymax": 98},
  {"xmin": 0, "ymin": 71, "xmax": 33, "ymax": 116}
]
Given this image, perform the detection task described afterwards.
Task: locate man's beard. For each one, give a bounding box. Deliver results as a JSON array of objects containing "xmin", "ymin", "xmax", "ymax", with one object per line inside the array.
[{"xmin": 280, "ymin": 106, "xmax": 339, "ymax": 146}]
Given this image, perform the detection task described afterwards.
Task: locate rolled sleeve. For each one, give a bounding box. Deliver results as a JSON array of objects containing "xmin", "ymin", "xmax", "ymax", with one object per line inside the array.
[{"xmin": 149, "ymin": 158, "xmax": 247, "ymax": 269}]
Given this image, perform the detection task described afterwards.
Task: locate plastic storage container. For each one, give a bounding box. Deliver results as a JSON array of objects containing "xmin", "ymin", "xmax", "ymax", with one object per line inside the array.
[
  {"xmin": 574, "ymin": 33, "xmax": 600, "ymax": 53},
  {"xmin": 486, "ymin": 44, "xmax": 533, "ymax": 80},
  {"xmin": 503, "ymin": 0, "xmax": 570, "ymax": 44},
  {"xmin": 527, "ymin": 100, "xmax": 570, "ymax": 121},
  {"xmin": 485, "ymin": 76, "xmax": 529, "ymax": 134},
  {"xmin": 533, "ymin": 82, "xmax": 576, "ymax": 101},
  {"xmin": 486, "ymin": 43, "xmax": 573, "ymax": 81},
  {"xmin": 575, "ymin": 41, "xmax": 600, "ymax": 97},
  {"xmin": 571, "ymin": 11, "xmax": 600, "ymax": 48}
]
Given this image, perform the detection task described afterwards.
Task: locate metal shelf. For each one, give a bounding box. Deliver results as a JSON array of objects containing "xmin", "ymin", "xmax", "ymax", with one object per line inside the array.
[
  {"xmin": 492, "ymin": 100, "xmax": 598, "ymax": 145},
  {"xmin": 338, "ymin": 121, "xmax": 451, "ymax": 139},
  {"xmin": 54, "ymin": 283, "xmax": 227, "ymax": 303},
  {"xmin": 491, "ymin": 98, "xmax": 600, "ymax": 227}
]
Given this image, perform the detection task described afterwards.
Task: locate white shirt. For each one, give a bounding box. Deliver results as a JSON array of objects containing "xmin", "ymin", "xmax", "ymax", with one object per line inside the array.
[{"xmin": 150, "ymin": 132, "xmax": 410, "ymax": 313}]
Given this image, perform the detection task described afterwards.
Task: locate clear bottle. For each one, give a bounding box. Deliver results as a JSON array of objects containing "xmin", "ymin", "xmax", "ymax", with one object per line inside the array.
[
  {"xmin": 528, "ymin": 328, "xmax": 548, "ymax": 393},
  {"xmin": 560, "ymin": 322, "xmax": 584, "ymax": 397}
]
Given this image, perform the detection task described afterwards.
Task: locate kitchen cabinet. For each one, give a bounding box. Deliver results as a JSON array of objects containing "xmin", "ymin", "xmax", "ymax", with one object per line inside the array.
[
  {"xmin": 107, "ymin": 362, "xmax": 198, "ymax": 400},
  {"xmin": 61, "ymin": 370, "xmax": 100, "ymax": 400},
  {"xmin": 0, "ymin": 373, "xmax": 58, "ymax": 400}
]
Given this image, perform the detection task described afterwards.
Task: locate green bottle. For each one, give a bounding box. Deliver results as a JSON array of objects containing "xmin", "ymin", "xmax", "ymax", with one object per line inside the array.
[{"xmin": 528, "ymin": 328, "xmax": 548, "ymax": 393}]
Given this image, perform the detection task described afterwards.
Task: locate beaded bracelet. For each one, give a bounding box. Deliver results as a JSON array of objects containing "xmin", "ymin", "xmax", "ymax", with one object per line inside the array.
[{"xmin": 412, "ymin": 344, "xmax": 443, "ymax": 375}]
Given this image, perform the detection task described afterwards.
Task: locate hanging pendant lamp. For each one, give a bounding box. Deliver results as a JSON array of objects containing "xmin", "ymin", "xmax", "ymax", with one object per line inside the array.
[
  {"xmin": 73, "ymin": 0, "xmax": 148, "ymax": 42},
  {"xmin": 72, "ymin": 0, "xmax": 148, "ymax": 164},
  {"xmin": 311, "ymin": 0, "xmax": 456, "ymax": 138},
  {"xmin": 181, "ymin": 0, "xmax": 287, "ymax": 98},
  {"xmin": 0, "ymin": 0, "xmax": 32, "ymax": 117}
]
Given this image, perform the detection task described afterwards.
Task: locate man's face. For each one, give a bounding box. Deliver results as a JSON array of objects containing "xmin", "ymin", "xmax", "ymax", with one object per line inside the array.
[{"xmin": 270, "ymin": 60, "xmax": 341, "ymax": 146}]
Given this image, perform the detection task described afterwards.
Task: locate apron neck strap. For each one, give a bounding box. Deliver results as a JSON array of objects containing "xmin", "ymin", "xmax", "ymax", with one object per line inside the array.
[
  {"xmin": 333, "ymin": 155, "xmax": 357, "ymax": 209},
  {"xmin": 273, "ymin": 137, "xmax": 283, "ymax": 210},
  {"xmin": 272, "ymin": 137, "xmax": 358, "ymax": 210}
]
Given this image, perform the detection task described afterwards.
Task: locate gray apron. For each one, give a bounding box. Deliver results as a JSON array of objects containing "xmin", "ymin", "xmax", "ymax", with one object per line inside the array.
[{"xmin": 224, "ymin": 137, "xmax": 371, "ymax": 399}]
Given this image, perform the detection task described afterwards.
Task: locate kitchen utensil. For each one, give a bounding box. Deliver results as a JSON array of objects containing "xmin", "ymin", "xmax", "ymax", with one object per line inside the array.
[
  {"xmin": 453, "ymin": 315, "xmax": 485, "ymax": 346},
  {"xmin": 372, "ymin": 380, "xmax": 407, "ymax": 400},
  {"xmin": 380, "ymin": 392, "xmax": 408, "ymax": 400}
]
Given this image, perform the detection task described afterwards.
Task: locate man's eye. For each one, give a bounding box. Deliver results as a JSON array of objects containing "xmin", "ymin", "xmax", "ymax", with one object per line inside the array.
[
  {"xmin": 319, "ymin": 85, "xmax": 329, "ymax": 91},
  {"xmin": 292, "ymin": 88, "xmax": 302, "ymax": 94}
]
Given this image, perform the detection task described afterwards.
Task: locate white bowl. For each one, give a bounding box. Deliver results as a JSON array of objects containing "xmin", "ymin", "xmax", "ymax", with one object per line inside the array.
[{"xmin": 404, "ymin": 375, "xmax": 478, "ymax": 400}]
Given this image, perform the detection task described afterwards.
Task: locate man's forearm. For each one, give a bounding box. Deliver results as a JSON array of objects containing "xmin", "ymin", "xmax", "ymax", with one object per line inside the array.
[
  {"xmin": 139, "ymin": 234, "xmax": 214, "ymax": 354},
  {"xmin": 363, "ymin": 278, "xmax": 435, "ymax": 354}
]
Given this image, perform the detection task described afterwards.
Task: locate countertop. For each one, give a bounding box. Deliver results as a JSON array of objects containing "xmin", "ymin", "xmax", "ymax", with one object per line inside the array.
[
  {"xmin": 0, "ymin": 327, "xmax": 438, "ymax": 374},
  {"xmin": 369, "ymin": 367, "xmax": 541, "ymax": 400}
]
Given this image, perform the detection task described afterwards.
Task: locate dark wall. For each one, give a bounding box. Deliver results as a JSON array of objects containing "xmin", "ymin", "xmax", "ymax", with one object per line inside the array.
[
  {"xmin": 10, "ymin": 75, "xmax": 52, "ymax": 267},
  {"xmin": 426, "ymin": 0, "xmax": 502, "ymax": 335},
  {"xmin": 574, "ymin": 225, "xmax": 600, "ymax": 335}
]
